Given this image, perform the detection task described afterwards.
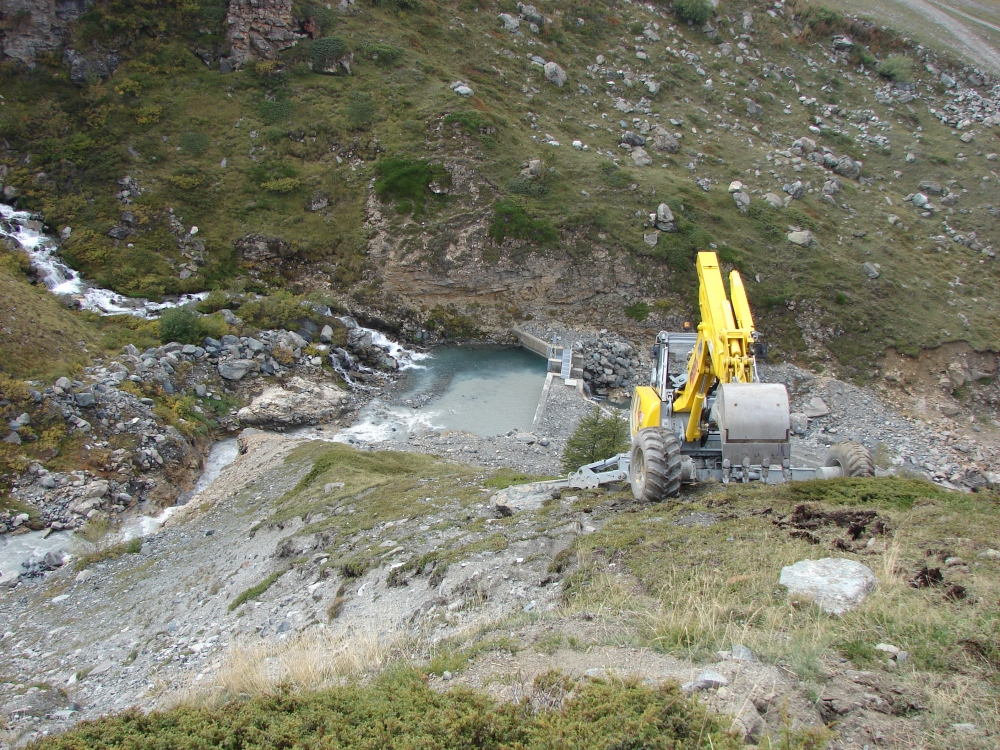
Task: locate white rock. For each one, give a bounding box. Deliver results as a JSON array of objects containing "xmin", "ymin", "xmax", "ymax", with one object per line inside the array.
[
  {"xmin": 787, "ymin": 229, "xmax": 813, "ymax": 246},
  {"xmin": 779, "ymin": 558, "xmax": 878, "ymax": 615},
  {"xmin": 763, "ymin": 192, "xmax": 783, "ymax": 209},
  {"xmin": 543, "ymin": 61, "xmax": 567, "ymax": 87},
  {"xmin": 237, "ymin": 377, "xmax": 351, "ymax": 428},
  {"xmin": 454, "ymin": 85, "xmax": 474, "ymax": 97},
  {"xmin": 728, "ymin": 180, "xmax": 744, "ymax": 193},
  {"xmin": 631, "ymin": 147, "xmax": 652, "ymax": 166}
]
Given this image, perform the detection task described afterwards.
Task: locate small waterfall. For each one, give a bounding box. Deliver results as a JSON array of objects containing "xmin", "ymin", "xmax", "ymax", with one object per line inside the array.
[{"xmin": 0, "ymin": 203, "xmax": 206, "ymax": 318}]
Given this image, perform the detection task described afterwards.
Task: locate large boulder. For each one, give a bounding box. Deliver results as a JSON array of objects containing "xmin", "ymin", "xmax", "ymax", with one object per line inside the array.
[
  {"xmin": 649, "ymin": 126, "xmax": 680, "ymax": 153},
  {"xmin": 237, "ymin": 377, "xmax": 351, "ymax": 429},
  {"xmin": 787, "ymin": 230, "xmax": 813, "ymax": 247},
  {"xmin": 833, "ymin": 155, "xmax": 861, "ymax": 180},
  {"xmin": 779, "ymin": 558, "xmax": 877, "ymax": 614},
  {"xmin": 543, "ymin": 61, "xmax": 567, "ymax": 87},
  {"xmin": 631, "ymin": 147, "xmax": 652, "ymax": 167}
]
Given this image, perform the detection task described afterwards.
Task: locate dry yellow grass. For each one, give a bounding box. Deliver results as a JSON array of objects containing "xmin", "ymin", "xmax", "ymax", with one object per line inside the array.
[{"xmin": 169, "ymin": 629, "xmax": 398, "ymax": 707}]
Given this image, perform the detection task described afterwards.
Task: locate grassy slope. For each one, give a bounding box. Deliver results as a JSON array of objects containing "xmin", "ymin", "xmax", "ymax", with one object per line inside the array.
[
  {"xmin": 0, "ymin": 0, "xmax": 998, "ymax": 378},
  {"xmin": 0, "ymin": 262, "xmax": 98, "ymax": 380},
  {"xmin": 218, "ymin": 444, "xmax": 1000, "ymax": 746}
]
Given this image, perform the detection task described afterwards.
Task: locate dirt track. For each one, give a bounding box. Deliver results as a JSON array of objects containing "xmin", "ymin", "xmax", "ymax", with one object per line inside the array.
[{"xmin": 833, "ymin": 0, "xmax": 1000, "ymax": 73}]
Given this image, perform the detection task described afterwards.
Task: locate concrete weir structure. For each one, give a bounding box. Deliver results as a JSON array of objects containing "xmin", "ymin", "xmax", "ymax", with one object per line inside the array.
[{"xmin": 513, "ymin": 328, "xmax": 589, "ymax": 430}]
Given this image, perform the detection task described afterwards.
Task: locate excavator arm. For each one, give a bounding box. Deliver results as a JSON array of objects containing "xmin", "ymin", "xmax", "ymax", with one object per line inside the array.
[{"xmin": 671, "ymin": 252, "xmax": 757, "ymax": 441}]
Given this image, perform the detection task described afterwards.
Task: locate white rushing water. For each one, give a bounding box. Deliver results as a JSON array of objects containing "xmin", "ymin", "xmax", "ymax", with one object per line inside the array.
[
  {"xmin": 0, "ymin": 529, "xmax": 76, "ymax": 587},
  {"xmin": 0, "ymin": 203, "xmax": 206, "ymax": 317}
]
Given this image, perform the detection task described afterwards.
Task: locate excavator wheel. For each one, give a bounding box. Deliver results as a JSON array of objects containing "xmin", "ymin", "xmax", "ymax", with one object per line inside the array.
[
  {"xmin": 823, "ymin": 441, "xmax": 875, "ymax": 478},
  {"xmin": 630, "ymin": 428, "xmax": 682, "ymax": 502}
]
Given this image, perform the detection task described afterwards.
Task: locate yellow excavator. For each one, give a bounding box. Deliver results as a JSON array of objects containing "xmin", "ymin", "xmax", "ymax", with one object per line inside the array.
[{"xmin": 564, "ymin": 251, "xmax": 874, "ymax": 499}]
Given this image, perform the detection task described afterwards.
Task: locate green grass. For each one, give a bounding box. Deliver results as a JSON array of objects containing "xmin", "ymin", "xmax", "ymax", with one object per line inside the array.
[
  {"xmin": 229, "ymin": 570, "xmax": 286, "ymax": 611},
  {"xmin": 0, "ymin": 0, "xmax": 998, "ymax": 381},
  {"xmin": 557, "ymin": 477, "xmax": 1000, "ymax": 744},
  {"xmin": 29, "ymin": 668, "xmax": 742, "ymax": 750}
]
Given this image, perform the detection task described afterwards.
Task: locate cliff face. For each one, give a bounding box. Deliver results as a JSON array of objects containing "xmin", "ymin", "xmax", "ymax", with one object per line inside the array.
[
  {"xmin": 224, "ymin": 0, "xmax": 298, "ymax": 68},
  {"xmin": 0, "ymin": 0, "xmax": 90, "ymax": 64}
]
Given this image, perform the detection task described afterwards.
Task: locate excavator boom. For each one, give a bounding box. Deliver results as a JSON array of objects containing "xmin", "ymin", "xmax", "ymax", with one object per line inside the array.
[{"xmin": 671, "ymin": 252, "xmax": 757, "ymax": 441}]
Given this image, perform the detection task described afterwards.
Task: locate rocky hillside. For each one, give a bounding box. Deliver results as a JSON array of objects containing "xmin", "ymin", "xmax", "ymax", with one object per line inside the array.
[{"xmin": 0, "ymin": 0, "xmax": 997, "ymax": 382}]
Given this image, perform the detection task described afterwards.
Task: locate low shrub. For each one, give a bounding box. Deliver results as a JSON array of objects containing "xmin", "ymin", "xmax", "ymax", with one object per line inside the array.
[
  {"xmin": 875, "ymin": 55, "xmax": 913, "ymax": 82},
  {"xmin": 625, "ymin": 301, "xmax": 650, "ymax": 321},
  {"xmin": 310, "ymin": 36, "xmax": 350, "ymax": 69},
  {"xmin": 562, "ymin": 407, "xmax": 629, "ymax": 472},
  {"xmin": 673, "ymin": 0, "xmax": 711, "ymax": 26},
  {"xmin": 488, "ymin": 199, "xmax": 558, "ymax": 247},
  {"xmin": 373, "ymin": 158, "xmax": 450, "ymax": 212},
  {"xmin": 158, "ymin": 307, "xmax": 231, "ymax": 345},
  {"xmin": 179, "ymin": 132, "xmax": 209, "ymax": 156},
  {"xmin": 31, "ymin": 669, "xmax": 740, "ymax": 749},
  {"xmin": 261, "ymin": 177, "xmax": 301, "ymax": 193}
]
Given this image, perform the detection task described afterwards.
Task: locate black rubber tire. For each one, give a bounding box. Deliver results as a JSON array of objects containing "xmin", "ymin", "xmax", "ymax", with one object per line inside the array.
[
  {"xmin": 823, "ymin": 441, "xmax": 875, "ymax": 477},
  {"xmin": 630, "ymin": 428, "xmax": 682, "ymax": 501}
]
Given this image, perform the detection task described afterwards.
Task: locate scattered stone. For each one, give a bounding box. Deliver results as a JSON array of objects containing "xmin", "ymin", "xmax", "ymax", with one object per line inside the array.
[
  {"xmin": 649, "ymin": 126, "xmax": 680, "ymax": 153},
  {"xmin": 732, "ymin": 191, "xmax": 750, "ymax": 213},
  {"xmin": 790, "ymin": 412, "xmax": 809, "ymax": 435},
  {"xmin": 862, "ymin": 262, "xmax": 881, "ymax": 279},
  {"xmin": 743, "ymin": 98, "xmax": 763, "ymax": 118},
  {"xmin": 802, "ymin": 397, "xmax": 829, "ymax": 418},
  {"xmin": 682, "ymin": 670, "xmax": 729, "ymax": 692},
  {"xmin": 779, "ymin": 557, "xmax": 878, "ymax": 615},
  {"xmin": 643, "ymin": 231, "xmax": 659, "ymax": 246},
  {"xmin": 784, "ymin": 180, "xmax": 804, "ymax": 200}
]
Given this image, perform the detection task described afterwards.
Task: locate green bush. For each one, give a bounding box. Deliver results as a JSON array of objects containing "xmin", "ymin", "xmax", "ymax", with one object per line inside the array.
[
  {"xmin": 158, "ymin": 306, "xmax": 200, "ymax": 344},
  {"xmin": 673, "ymin": 0, "xmax": 711, "ymax": 25},
  {"xmin": 488, "ymin": 199, "xmax": 558, "ymax": 247},
  {"xmin": 31, "ymin": 669, "xmax": 740, "ymax": 750},
  {"xmin": 625, "ymin": 301, "xmax": 650, "ymax": 321},
  {"xmin": 239, "ymin": 292, "xmax": 317, "ymax": 330},
  {"xmin": 507, "ymin": 177, "xmax": 546, "ymax": 196},
  {"xmin": 363, "ymin": 42, "xmax": 403, "ymax": 65},
  {"xmin": 158, "ymin": 307, "xmax": 231, "ymax": 345},
  {"xmin": 599, "ymin": 161, "xmax": 632, "ymax": 189},
  {"xmin": 374, "ymin": 158, "xmax": 450, "ymax": 212},
  {"xmin": 168, "ymin": 169, "xmax": 205, "ymax": 190},
  {"xmin": 311, "ymin": 36, "xmax": 350, "ymax": 69},
  {"xmin": 261, "ymin": 177, "xmax": 301, "ymax": 193},
  {"xmin": 875, "ymin": 55, "xmax": 913, "ymax": 82},
  {"xmin": 562, "ymin": 407, "xmax": 630, "ymax": 472}
]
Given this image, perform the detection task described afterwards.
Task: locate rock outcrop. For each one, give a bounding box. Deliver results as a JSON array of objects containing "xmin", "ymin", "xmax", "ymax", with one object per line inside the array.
[
  {"xmin": 225, "ymin": 0, "xmax": 298, "ymax": 68},
  {"xmin": 237, "ymin": 376, "xmax": 351, "ymax": 428},
  {"xmin": 0, "ymin": 0, "xmax": 92, "ymax": 65}
]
